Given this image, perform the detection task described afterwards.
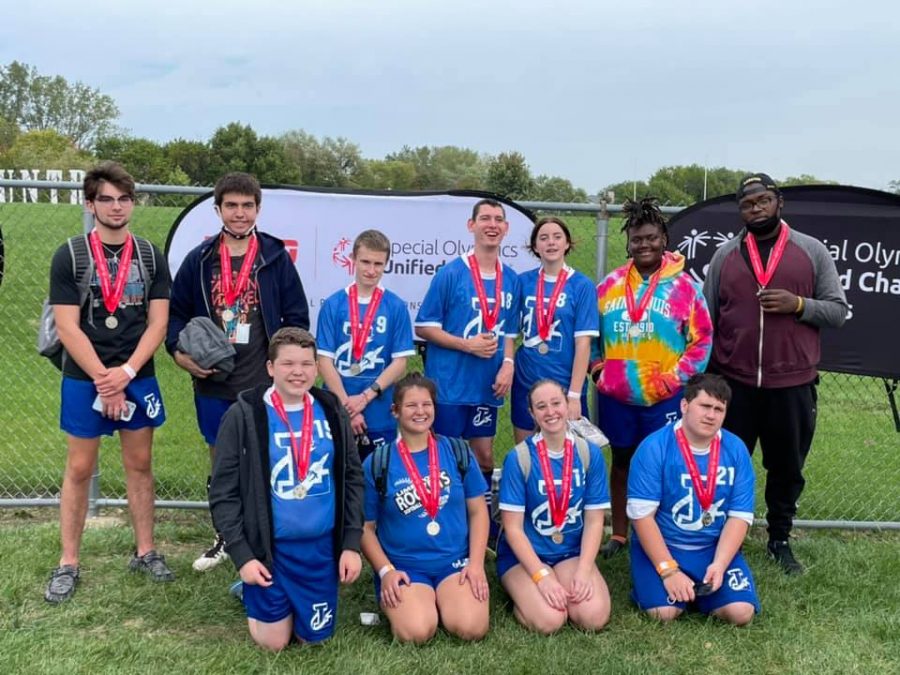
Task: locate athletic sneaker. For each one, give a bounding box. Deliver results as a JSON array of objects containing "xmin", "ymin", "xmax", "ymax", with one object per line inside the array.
[
  {"xmin": 601, "ymin": 537, "xmax": 627, "ymax": 559},
  {"xmin": 129, "ymin": 550, "xmax": 176, "ymax": 582},
  {"xmin": 767, "ymin": 540, "xmax": 804, "ymax": 575},
  {"xmin": 192, "ymin": 533, "xmax": 229, "ymax": 572},
  {"xmin": 44, "ymin": 564, "xmax": 80, "ymax": 604}
]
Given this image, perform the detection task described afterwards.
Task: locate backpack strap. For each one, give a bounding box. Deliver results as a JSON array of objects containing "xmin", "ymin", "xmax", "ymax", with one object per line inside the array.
[
  {"xmin": 514, "ymin": 440, "xmax": 532, "ymax": 480},
  {"xmin": 573, "ymin": 436, "xmax": 591, "ymax": 473},
  {"xmin": 445, "ymin": 436, "xmax": 471, "ymax": 479},
  {"xmin": 67, "ymin": 234, "xmax": 93, "ymax": 306},
  {"xmin": 133, "ymin": 235, "xmax": 156, "ymax": 305},
  {"xmin": 373, "ymin": 441, "xmax": 391, "ymax": 498}
]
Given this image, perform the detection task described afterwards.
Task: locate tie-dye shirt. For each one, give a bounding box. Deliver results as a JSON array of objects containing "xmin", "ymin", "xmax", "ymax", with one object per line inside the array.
[{"xmin": 593, "ymin": 251, "xmax": 712, "ymax": 407}]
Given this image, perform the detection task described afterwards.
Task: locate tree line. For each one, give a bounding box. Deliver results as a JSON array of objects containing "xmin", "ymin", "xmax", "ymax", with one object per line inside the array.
[{"xmin": 2, "ymin": 61, "xmax": 869, "ymax": 205}]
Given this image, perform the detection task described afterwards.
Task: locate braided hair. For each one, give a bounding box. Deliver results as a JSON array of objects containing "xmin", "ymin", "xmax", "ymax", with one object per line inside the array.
[
  {"xmin": 621, "ymin": 197, "xmax": 668, "ymax": 255},
  {"xmin": 620, "ymin": 197, "xmax": 668, "ymax": 236}
]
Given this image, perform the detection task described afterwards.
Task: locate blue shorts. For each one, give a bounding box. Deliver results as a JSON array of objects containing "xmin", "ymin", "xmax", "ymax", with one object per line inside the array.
[
  {"xmin": 60, "ymin": 376, "xmax": 166, "ymax": 439},
  {"xmin": 511, "ymin": 380, "xmax": 587, "ymax": 431},
  {"xmin": 242, "ymin": 535, "xmax": 338, "ymax": 643},
  {"xmin": 495, "ymin": 536, "xmax": 577, "ymax": 579},
  {"xmin": 374, "ymin": 553, "xmax": 470, "ymax": 600},
  {"xmin": 357, "ymin": 427, "xmax": 397, "ymax": 463},
  {"xmin": 597, "ymin": 392, "xmax": 682, "ymax": 464},
  {"xmin": 194, "ymin": 394, "xmax": 235, "ymax": 446},
  {"xmin": 629, "ymin": 538, "xmax": 760, "ymax": 615},
  {"xmin": 433, "ymin": 403, "xmax": 498, "ymax": 439}
]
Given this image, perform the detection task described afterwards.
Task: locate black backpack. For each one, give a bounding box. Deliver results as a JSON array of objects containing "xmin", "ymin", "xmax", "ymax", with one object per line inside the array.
[
  {"xmin": 37, "ymin": 234, "xmax": 157, "ymax": 369},
  {"xmin": 372, "ymin": 435, "xmax": 472, "ymax": 497}
]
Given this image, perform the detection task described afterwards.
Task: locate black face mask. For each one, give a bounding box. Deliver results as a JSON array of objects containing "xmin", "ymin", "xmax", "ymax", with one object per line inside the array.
[{"xmin": 745, "ymin": 212, "xmax": 780, "ymax": 237}]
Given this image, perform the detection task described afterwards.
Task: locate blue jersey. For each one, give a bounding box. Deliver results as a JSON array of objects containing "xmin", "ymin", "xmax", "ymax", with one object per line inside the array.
[
  {"xmin": 498, "ymin": 433, "xmax": 610, "ymax": 561},
  {"xmin": 514, "ymin": 265, "xmax": 599, "ymax": 389},
  {"xmin": 363, "ymin": 435, "xmax": 487, "ymax": 568},
  {"xmin": 627, "ymin": 423, "xmax": 755, "ymax": 549},
  {"xmin": 265, "ymin": 388, "xmax": 336, "ymax": 541},
  {"xmin": 316, "ymin": 285, "xmax": 415, "ymax": 432},
  {"xmin": 415, "ymin": 255, "xmax": 520, "ymax": 406}
]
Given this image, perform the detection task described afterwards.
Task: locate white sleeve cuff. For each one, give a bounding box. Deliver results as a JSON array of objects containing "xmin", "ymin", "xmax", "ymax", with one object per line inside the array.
[
  {"xmin": 727, "ymin": 510, "xmax": 755, "ymax": 526},
  {"xmin": 626, "ymin": 498, "xmax": 659, "ymax": 520},
  {"xmin": 498, "ymin": 502, "xmax": 525, "ymax": 513},
  {"xmin": 584, "ymin": 501, "xmax": 611, "ymax": 511}
]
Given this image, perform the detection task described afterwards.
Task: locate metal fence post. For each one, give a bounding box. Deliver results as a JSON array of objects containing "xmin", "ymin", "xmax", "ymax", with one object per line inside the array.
[
  {"xmin": 82, "ymin": 203, "xmax": 101, "ymax": 519},
  {"xmin": 596, "ymin": 198, "xmax": 610, "ymax": 278}
]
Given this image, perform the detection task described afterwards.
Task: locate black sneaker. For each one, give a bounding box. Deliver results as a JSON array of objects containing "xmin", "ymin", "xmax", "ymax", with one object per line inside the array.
[
  {"xmin": 45, "ymin": 564, "xmax": 80, "ymax": 604},
  {"xmin": 192, "ymin": 533, "xmax": 228, "ymax": 572},
  {"xmin": 601, "ymin": 537, "xmax": 627, "ymax": 559},
  {"xmin": 767, "ymin": 540, "xmax": 804, "ymax": 575},
  {"xmin": 129, "ymin": 550, "xmax": 176, "ymax": 582}
]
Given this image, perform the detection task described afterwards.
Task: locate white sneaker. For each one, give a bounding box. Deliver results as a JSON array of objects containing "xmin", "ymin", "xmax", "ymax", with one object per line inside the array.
[{"xmin": 192, "ymin": 534, "xmax": 229, "ymax": 572}]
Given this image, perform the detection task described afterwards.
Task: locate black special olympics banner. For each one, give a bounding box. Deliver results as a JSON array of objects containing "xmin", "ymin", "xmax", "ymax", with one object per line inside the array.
[{"xmin": 668, "ymin": 185, "xmax": 900, "ymax": 379}]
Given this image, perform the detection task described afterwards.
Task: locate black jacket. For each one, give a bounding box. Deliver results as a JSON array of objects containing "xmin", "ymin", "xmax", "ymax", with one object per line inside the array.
[{"xmin": 209, "ymin": 384, "xmax": 364, "ymax": 573}]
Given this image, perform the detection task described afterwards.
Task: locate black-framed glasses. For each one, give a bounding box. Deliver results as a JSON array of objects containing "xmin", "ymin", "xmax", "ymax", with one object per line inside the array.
[
  {"xmin": 94, "ymin": 195, "xmax": 135, "ymax": 206},
  {"xmin": 739, "ymin": 195, "xmax": 775, "ymax": 213}
]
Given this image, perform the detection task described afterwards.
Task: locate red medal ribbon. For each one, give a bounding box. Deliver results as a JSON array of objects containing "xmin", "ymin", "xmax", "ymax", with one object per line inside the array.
[
  {"xmin": 535, "ymin": 267, "xmax": 569, "ymax": 341},
  {"xmin": 674, "ymin": 426, "xmax": 721, "ymax": 513},
  {"xmin": 467, "ymin": 254, "xmax": 503, "ymax": 332},
  {"xmin": 396, "ymin": 434, "xmax": 441, "ymax": 520},
  {"xmin": 88, "ymin": 230, "xmax": 134, "ymax": 314},
  {"xmin": 624, "ymin": 261, "xmax": 662, "ymax": 325},
  {"xmin": 220, "ymin": 234, "xmax": 259, "ymax": 307},
  {"xmin": 535, "ymin": 436, "xmax": 574, "ymax": 532},
  {"xmin": 348, "ymin": 284, "xmax": 385, "ymax": 362},
  {"xmin": 745, "ymin": 222, "xmax": 790, "ymax": 289},
  {"xmin": 271, "ymin": 390, "xmax": 314, "ymax": 482}
]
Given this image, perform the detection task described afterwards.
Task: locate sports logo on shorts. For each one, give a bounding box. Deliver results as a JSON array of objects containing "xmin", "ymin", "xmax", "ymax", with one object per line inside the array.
[
  {"xmin": 472, "ymin": 406, "xmax": 493, "ymax": 427},
  {"xmin": 310, "ymin": 602, "xmax": 334, "ymax": 632},
  {"xmin": 451, "ymin": 557, "xmax": 470, "ymax": 570},
  {"xmin": 143, "ymin": 393, "xmax": 162, "ymax": 419},
  {"xmin": 727, "ymin": 567, "xmax": 751, "ymax": 592}
]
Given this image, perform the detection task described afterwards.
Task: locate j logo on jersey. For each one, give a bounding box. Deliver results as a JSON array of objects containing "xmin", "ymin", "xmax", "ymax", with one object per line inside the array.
[
  {"xmin": 671, "ymin": 466, "xmax": 735, "ymax": 530},
  {"xmin": 727, "ymin": 568, "xmax": 751, "ymax": 592},
  {"xmin": 310, "ymin": 602, "xmax": 334, "ymax": 632},
  {"xmin": 522, "ymin": 295, "xmax": 564, "ymax": 348},
  {"xmin": 530, "ymin": 498, "xmax": 584, "ymax": 536},
  {"xmin": 271, "ymin": 421, "xmax": 333, "ymax": 500}
]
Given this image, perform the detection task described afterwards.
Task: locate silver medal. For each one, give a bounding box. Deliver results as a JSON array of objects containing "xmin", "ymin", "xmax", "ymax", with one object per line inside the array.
[
  {"xmin": 551, "ymin": 531, "xmax": 564, "ymax": 545},
  {"xmin": 628, "ymin": 324, "xmax": 642, "ymax": 339},
  {"xmin": 221, "ymin": 309, "xmax": 235, "ymax": 323},
  {"xmin": 349, "ymin": 363, "xmax": 361, "ymax": 376},
  {"xmin": 426, "ymin": 520, "xmax": 441, "ymax": 536},
  {"xmin": 701, "ymin": 510, "xmax": 713, "ymax": 527},
  {"xmin": 537, "ymin": 342, "xmax": 549, "ymax": 355},
  {"xmin": 293, "ymin": 483, "xmax": 308, "ymax": 499},
  {"xmin": 105, "ymin": 316, "xmax": 119, "ymax": 330}
]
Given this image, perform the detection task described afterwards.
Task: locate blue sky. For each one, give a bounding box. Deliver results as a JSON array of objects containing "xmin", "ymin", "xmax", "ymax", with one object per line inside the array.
[{"xmin": 3, "ymin": 0, "xmax": 898, "ymax": 192}]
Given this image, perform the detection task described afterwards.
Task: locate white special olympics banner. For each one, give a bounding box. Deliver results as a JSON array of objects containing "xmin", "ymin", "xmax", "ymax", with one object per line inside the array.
[{"xmin": 165, "ymin": 188, "xmax": 536, "ymax": 333}]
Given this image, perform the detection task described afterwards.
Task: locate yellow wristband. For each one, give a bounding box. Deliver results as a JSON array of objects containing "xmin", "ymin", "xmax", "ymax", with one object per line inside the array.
[
  {"xmin": 796, "ymin": 296, "xmax": 805, "ymax": 315},
  {"xmin": 531, "ymin": 567, "xmax": 551, "ymax": 584}
]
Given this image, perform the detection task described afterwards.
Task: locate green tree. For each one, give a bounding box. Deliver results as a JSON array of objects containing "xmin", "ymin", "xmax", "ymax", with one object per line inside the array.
[
  {"xmin": 385, "ymin": 145, "xmax": 487, "ymax": 190},
  {"xmin": 780, "ymin": 174, "xmax": 838, "ymax": 187},
  {"xmin": 209, "ymin": 123, "xmax": 299, "ymax": 184},
  {"xmin": 528, "ymin": 175, "xmax": 588, "ymax": 203},
  {"xmin": 0, "ymin": 115, "xmax": 18, "ymax": 151},
  {"xmin": 0, "ymin": 61, "xmax": 119, "ymax": 149},
  {"xmin": 95, "ymin": 136, "xmax": 188, "ymax": 185},
  {"xmin": 356, "ymin": 159, "xmax": 418, "ymax": 190},
  {"xmin": 280, "ymin": 130, "xmax": 364, "ymax": 187},
  {"xmin": 889, "ymin": 180, "xmax": 900, "ymax": 194},
  {"xmin": 165, "ymin": 139, "xmax": 213, "ymax": 185},
  {"xmin": 485, "ymin": 151, "xmax": 533, "ymax": 200},
  {"xmin": 0, "ymin": 129, "xmax": 93, "ymax": 170}
]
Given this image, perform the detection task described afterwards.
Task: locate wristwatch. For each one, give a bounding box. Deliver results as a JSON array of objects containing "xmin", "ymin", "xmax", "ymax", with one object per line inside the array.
[{"xmin": 368, "ymin": 382, "xmax": 383, "ymax": 399}]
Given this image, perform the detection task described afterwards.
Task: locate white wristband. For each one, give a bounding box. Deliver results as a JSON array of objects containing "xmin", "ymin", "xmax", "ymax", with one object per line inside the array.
[
  {"xmin": 378, "ymin": 564, "xmax": 395, "ymax": 579},
  {"xmin": 503, "ymin": 357, "xmax": 514, "ymax": 366},
  {"xmin": 122, "ymin": 363, "xmax": 137, "ymax": 379},
  {"xmin": 567, "ymin": 390, "xmax": 581, "ymax": 399}
]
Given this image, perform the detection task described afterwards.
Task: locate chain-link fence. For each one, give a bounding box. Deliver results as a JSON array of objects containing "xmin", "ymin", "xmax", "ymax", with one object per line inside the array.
[{"xmin": 0, "ymin": 181, "xmax": 897, "ymax": 527}]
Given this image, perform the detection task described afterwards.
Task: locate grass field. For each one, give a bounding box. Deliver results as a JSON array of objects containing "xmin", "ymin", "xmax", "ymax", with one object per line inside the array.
[
  {"xmin": 0, "ymin": 201, "xmax": 896, "ymax": 521},
  {"xmin": 0, "ymin": 510, "xmax": 897, "ymax": 675}
]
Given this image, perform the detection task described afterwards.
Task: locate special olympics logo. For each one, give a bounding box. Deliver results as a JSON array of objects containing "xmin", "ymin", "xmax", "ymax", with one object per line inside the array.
[{"xmin": 332, "ymin": 237, "xmax": 354, "ymax": 275}]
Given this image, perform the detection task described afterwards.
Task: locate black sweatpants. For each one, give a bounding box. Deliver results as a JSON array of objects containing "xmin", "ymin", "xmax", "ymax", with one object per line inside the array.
[{"xmin": 721, "ymin": 377, "xmax": 818, "ymax": 541}]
